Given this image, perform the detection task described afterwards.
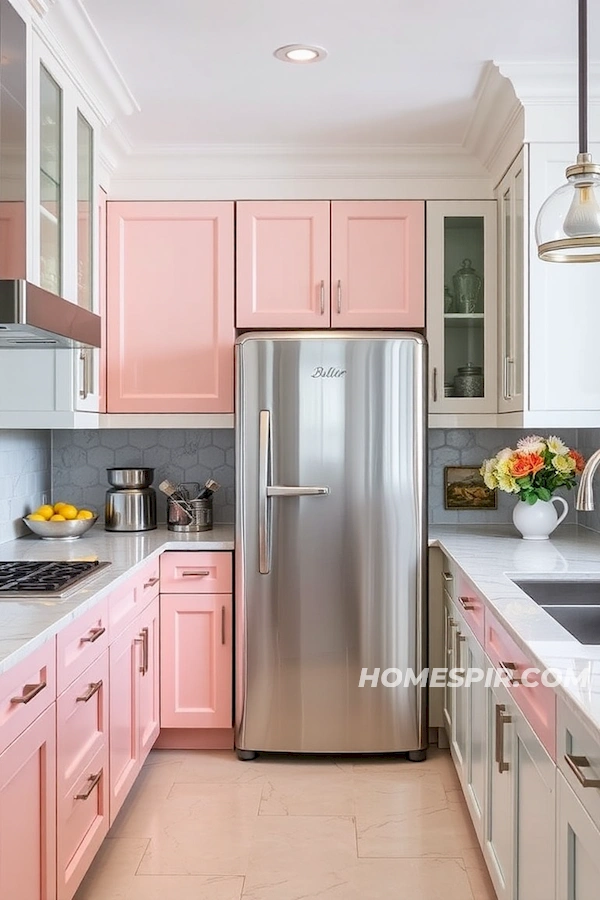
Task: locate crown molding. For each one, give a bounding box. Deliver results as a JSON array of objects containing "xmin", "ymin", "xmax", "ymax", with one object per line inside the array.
[
  {"xmin": 497, "ymin": 62, "xmax": 600, "ymax": 103},
  {"xmin": 33, "ymin": 0, "xmax": 139, "ymax": 126},
  {"xmin": 28, "ymin": 0, "xmax": 56, "ymax": 15},
  {"xmin": 463, "ymin": 62, "xmax": 524, "ymax": 184}
]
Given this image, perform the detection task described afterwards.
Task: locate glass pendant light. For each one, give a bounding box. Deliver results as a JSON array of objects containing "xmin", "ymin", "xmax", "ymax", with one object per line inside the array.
[{"xmin": 536, "ymin": 0, "xmax": 600, "ymax": 262}]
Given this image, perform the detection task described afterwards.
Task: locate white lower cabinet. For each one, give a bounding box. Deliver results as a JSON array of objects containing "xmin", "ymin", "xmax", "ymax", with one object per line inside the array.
[
  {"xmin": 485, "ymin": 679, "xmax": 513, "ymax": 899},
  {"xmin": 557, "ymin": 771, "xmax": 600, "ymax": 900}
]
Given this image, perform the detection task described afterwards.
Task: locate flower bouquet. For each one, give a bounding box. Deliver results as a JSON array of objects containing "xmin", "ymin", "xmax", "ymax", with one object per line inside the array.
[
  {"xmin": 480, "ymin": 435, "xmax": 585, "ymax": 504},
  {"xmin": 480, "ymin": 435, "xmax": 586, "ymax": 540}
]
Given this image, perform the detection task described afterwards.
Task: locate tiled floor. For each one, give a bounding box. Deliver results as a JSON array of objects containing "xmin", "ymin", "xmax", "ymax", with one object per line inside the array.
[{"xmin": 75, "ymin": 747, "xmax": 497, "ymax": 900}]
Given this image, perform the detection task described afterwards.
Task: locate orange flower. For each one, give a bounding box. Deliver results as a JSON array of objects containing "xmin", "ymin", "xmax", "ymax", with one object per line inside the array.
[
  {"xmin": 569, "ymin": 449, "xmax": 586, "ymax": 473},
  {"xmin": 509, "ymin": 452, "xmax": 545, "ymax": 479}
]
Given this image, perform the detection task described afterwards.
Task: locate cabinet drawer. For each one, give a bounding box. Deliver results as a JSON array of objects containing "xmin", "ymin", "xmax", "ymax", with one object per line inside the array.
[
  {"xmin": 57, "ymin": 597, "xmax": 108, "ymax": 695},
  {"xmin": 57, "ymin": 743, "xmax": 109, "ymax": 900},
  {"xmin": 485, "ymin": 607, "xmax": 556, "ymax": 759},
  {"xmin": 0, "ymin": 640, "xmax": 56, "ymax": 755},
  {"xmin": 455, "ymin": 572, "xmax": 485, "ymax": 646},
  {"xmin": 160, "ymin": 551, "xmax": 232, "ymax": 593},
  {"xmin": 557, "ymin": 698, "xmax": 600, "ymax": 832},
  {"xmin": 57, "ymin": 651, "xmax": 108, "ymax": 797},
  {"xmin": 109, "ymin": 557, "xmax": 160, "ymax": 639}
]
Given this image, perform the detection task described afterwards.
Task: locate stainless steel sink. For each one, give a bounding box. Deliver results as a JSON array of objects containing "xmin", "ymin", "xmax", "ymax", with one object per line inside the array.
[{"xmin": 512, "ymin": 579, "xmax": 600, "ymax": 645}]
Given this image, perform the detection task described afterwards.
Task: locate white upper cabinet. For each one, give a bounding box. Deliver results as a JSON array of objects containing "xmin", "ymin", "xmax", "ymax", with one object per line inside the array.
[
  {"xmin": 497, "ymin": 147, "xmax": 527, "ymax": 415},
  {"xmin": 427, "ymin": 201, "xmax": 498, "ymax": 420}
]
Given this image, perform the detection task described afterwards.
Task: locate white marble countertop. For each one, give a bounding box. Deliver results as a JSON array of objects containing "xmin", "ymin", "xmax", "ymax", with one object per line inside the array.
[
  {"xmin": 0, "ymin": 525, "xmax": 234, "ymax": 676},
  {"xmin": 430, "ymin": 524, "xmax": 600, "ymax": 742}
]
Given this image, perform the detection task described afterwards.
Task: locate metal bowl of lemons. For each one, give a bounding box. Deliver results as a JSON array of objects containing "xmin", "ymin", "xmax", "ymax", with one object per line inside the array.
[{"xmin": 24, "ymin": 503, "xmax": 98, "ymax": 541}]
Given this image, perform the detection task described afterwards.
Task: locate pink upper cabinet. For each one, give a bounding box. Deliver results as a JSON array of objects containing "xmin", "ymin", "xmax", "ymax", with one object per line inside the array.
[
  {"xmin": 236, "ymin": 201, "xmax": 331, "ymax": 328},
  {"xmin": 107, "ymin": 201, "xmax": 235, "ymax": 413},
  {"xmin": 331, "ymin": 201, "xmax": 425, "ymax": 329}
]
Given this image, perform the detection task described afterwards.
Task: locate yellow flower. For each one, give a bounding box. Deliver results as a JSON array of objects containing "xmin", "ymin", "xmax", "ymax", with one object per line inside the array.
[
  {"xmin": 547, "ymin": 435, "xmax": 569, "ymax": 456},
  {"xmin": 552, "ymin": 454, "xmax": 576, "ymax": 475},
  {"xmin": 481, "ymin": 459, "xmax": 499, "ymax": 489},
  {"xmin": 496, "ymin": 455, "xmax": 515, "ymax": 478},
  {"xmin": 496, "ymin": 447, "xmax": 514, "ymax": 462},
  {"xmin": 497, "ymin": 473, "xmax": 521, "ymax": 493}
]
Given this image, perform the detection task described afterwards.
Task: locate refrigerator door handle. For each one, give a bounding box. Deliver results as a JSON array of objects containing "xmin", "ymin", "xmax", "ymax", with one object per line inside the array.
[
  {"xmin": 259, "ymin": 410, "xmax": 272, "ymax": 575},
  {"xmin": 267, "ymin": 486, "xmax": 330, "ymax": 497}
]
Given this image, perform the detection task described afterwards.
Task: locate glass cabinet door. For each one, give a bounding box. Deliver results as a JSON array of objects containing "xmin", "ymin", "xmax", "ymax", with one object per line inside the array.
[
  {"xmin": 77, "ymin": 112, "xmax": 93, "ymax": 310},
  {"xmin": 40, "ymin": 65, "xmax": 62, "ymax": 294},
  {"xmin": 427, "ymin": 201, "xmax": 497, "ymax": 415},
  {"xmin": 498, "ymin": 148, "xmax": 526, "ymax": 414}
]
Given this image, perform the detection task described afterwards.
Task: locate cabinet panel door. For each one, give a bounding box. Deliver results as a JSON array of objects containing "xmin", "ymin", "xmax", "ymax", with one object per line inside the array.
[
  {"xmin": 514, "ymin": 707, "xmax": 555, "ymax": 900},
  {"xmin": 331, "ymin": 201, "xmax": 424, "ymax": 328},
  {"xmin": 236, "ymin": 201, "xmax": 331, "ymax": 328},
  {"xmin": 0, "ymin": 705, "xmax": 56, "ymax": 900},
  {"xmin": 557, "ymin": 772, "xmax": 600, "ymax": 900},
  {"xmin": 107, "ymin": 201, "xmax": 234, "ymax": 413},
  {"xmin": 108, "ymin": 618, "xmax": 139, "ymax": 825},
  {"xmin": 452, "ymin": 617, "xmax": 468, "ymax": 778},
  {"xmin": 138, "ymin": 596, "xmax": 160, "ymax": 763},
  {"xmin": 161, "ymin": 593, "xmax": 232, "ymax": 729},
  {"xmin": 484, "ymin": 680, "xmax": 513, "ymax": 900},
  {"xmin": 465, "ymin": 633, "xmax": 486, "ymax": 841}
]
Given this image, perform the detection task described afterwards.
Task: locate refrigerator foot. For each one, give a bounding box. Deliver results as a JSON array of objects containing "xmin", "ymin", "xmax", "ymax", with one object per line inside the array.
[
  {"xmin": 407, "ymin": 749, "xmax": 427, "ymax": 762},
  {"xmin": 236, "ymin": 749, "xmax": 258, "ymax": 761}
]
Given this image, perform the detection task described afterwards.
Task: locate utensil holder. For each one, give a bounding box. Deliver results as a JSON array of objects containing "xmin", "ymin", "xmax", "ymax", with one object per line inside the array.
[{"xmin": 167, "ymin": 496, "xmax": 213, "ymax": 532}]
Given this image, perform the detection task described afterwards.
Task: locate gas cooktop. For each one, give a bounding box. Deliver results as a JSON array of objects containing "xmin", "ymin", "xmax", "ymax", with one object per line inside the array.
[{"xmin": 0, "ymin": 560, "xmax": 111, "ymax": 598}]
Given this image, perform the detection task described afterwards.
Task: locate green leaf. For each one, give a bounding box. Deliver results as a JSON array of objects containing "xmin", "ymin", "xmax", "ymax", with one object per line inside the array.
[
  {"xmin": 538, "ymin": 487, "xmax": 552, "ymax": 502},
  {"xmin": 527, "ymin": 493, "xmax": 538, "ymax": 505}
]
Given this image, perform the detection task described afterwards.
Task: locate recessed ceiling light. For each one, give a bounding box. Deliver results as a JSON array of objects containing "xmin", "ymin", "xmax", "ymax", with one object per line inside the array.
[{"xmin": 274, "ymin": 44, "xmax": 327, "ymax": 64}]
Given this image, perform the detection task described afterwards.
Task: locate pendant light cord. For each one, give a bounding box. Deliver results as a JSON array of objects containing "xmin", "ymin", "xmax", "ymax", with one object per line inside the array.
[{"xmin": 579, "ymin": 0, "xmax": 588, "ymax": 154}]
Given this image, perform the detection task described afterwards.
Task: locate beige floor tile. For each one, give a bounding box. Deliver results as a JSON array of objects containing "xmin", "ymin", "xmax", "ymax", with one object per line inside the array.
[
  {"xmin": 74, "ymin": 838, "xmax": 149, "ymax": 899},
  {"xmin": 353, "ymin": 772, "xmax": 448, "ymax": 818},
  {"xmin": 460, "ymin": 849, "xmax": 498, "ymax": 900},
  {"xmin": 175, "ymin": 750, "xmax": 269, "ymax": 784},
  {"xmin": 131, "ymin": 783, "xmax": 262, "ymax": 875},
  {"xmin": 357, "ymin": 801, "xmax": 480, "ymax": 858},
  {"xmin": 338, "ymin": 747, "xmax": 461, "ymax": 788},
  {"xmin": 352, "ymin": 858, "xmax": 476, "ymax": 900}
]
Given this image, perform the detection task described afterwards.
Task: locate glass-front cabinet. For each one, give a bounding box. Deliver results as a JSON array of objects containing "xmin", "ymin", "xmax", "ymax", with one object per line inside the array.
[
  {"xmin": 427, "ymin": 201, "xmax": 497, "ymax": 416},
  {"xmin": 39, "ymin": 65, "xmax": 62, "ymax": 295},
  {"xmin": 497, "ymin": 148, "xmax": 527, "ymax": 414}
]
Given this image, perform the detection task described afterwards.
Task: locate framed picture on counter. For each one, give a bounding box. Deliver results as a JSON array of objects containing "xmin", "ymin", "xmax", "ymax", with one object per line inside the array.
[{"xmin": 444, "ymin": 465, "xmax": 497, "ymax": 510}]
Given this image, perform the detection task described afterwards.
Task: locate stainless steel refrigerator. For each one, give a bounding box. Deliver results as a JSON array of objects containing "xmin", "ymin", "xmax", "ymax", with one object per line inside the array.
[{"xmin": 235, "ymin": 332, "xmax": 427, "ymax": 758}]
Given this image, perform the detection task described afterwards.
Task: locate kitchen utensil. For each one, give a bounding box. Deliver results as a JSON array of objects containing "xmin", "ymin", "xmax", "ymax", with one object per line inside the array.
[
  {"xmin": 23, "ymin": 513, "xmax": 98, "ymax": 541},
  {"xmin": 106, "ymin": 467, "xmax": 154, "ymax": 489},
  {"xmin": 104, "ymin": 488, "xmax": 157, "ymax": 532},
  {"xmin": 452, "ymin": 259, "xmax": 483, "ymax": 313},
  {"xmin": 158, "ymin": 479, "xmax": 189, "ymax": 502},
  {"xmin": 196, "ymin": 479, "xmax": 221, "ymax": 500},
  {"xmin": 453, "ymin": 363, "xmax": 484, "ymax": 398}
]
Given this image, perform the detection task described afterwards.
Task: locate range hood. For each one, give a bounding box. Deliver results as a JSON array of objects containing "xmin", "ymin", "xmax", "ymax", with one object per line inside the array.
[{"xmin": 0, "ymin": 280, "xmax": 101, "ymax": 348}]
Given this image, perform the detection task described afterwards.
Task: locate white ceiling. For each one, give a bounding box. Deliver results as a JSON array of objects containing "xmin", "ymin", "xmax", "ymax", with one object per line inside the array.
[{"xmin": 83, "ymin": 0, "xmax": 598, "ymax": 150}]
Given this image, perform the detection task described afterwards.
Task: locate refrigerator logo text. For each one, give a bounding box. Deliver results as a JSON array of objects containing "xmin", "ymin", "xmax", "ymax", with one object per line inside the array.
[{"xmin": 311, "ymin": 367, "xmax": 347, "ymax": 379}]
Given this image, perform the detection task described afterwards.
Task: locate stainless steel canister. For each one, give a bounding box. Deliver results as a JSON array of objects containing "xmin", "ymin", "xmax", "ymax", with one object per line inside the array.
[
  {"xmin": 453, "ymin": 363, "xmax": 484, "ymax": 398},
  {"xmin": 167, "ymin": 497, "xmax": 213, "ymax": 532},
  {"xmin": 105, "ymin": 487, "xmax": 157, "ymax": 532}
]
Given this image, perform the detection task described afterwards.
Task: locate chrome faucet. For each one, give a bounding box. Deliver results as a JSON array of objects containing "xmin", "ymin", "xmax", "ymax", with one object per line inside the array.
[{"xmin": 576, "ymin": 448, "xmax": 600, "ymax": 510}]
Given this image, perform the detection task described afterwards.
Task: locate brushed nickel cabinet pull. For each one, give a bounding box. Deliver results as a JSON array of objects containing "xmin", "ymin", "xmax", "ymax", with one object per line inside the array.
[
  {"xmin": 433, "ymin": 367, "xmax": 438, "ymax": 402},
  {"xmin": 11, "ymin": 681, "xmax": 47, "ymax": 704},
  {"xmin": 495, "ymin": 703, "xmax": 512, "ymax": 773},
  {"xmin": 498, "ymin": 660, "xmax": 522, "ymax": 686},
  {"xmin": 144, "ymin": 576, "xmax": 159, "ymax": 588},
  {"xmin": 136, "ymin": 627, "xmax": 149, "ymax": 675},
  {"xmin": 442, "ymin": 572, "xmax": 453, "ymax": 582},
  {"xmin": 459, "ymin": 596, "xmax": 477, "ymax": 611},
  {"xmin": 336, "ymin": 279, "xmax": 342, "ymax": 314},
  {"xmin": 76, "ymin": 680, "xmax": 103, "ymax": 703},
  {"xmin": 221, "ymin": 605, "xmax": 226, "ymax": 645},
  {"xmin": 79, "ymin": 349, "xmax": 87, "ymax": 399},
  {"xmin": 319, "ymin": 280, "xmax": 325, "ymax": 315},
  {"xmin": 81, "ymin": 626, "xmax": 106, "ymax": 644},
  {"xmin": 564, "ymin": 754, "xmax": 600, "ymax": 788},
  {"xmin": 75, "ymin": 771, "xmax": 102, "ymax": 800},
  {"xmin": 181, "ymin": 570, "xmax": 210, "ymax": 577}
]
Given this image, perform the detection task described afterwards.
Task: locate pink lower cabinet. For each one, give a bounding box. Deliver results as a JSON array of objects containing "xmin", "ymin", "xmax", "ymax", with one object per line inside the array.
[
  {"xmin": 107, "ymin": 201, "xmax": 235, "ymax": 413},
  {"xmin": 109, "ymin": 595, "xmax": 159, "ymax": 824},
  {"xmin": 0, "ymin": 705, "xmax": 57, "ymax": 900},
  {"xmin": 57, "ymin": 652, "xmax": 109, "ymax": 900},
  {"xmin": 160, "ymin": 593, "xmax": 233, "ymax": 728}
]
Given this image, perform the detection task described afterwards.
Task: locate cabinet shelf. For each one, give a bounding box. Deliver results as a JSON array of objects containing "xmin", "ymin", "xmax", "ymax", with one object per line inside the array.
[{"xmin": 444, "ymin": 313, "xmax": 484, "ymax": 328}]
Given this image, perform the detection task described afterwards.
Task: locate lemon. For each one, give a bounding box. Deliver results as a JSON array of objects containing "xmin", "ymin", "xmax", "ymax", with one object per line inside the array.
[
  {"xmin": 61, "ymin": 505, "xmax": 78, "ymax": 520},
  {"xmin": 76, "ymin": 509, "xmax": 94, "ymax": 520},
  {"xmin": 53, "ymin": 501, "xmax": 67, "ymax": 513},
  {"xmin": 28, "ymin": 513, "xmax": 45, "ymax": 521},
  {"xmin": 36, "ymin": 504, "xmax": 54, "ymax": 521},
  {"xmin": 50, "ymin": 513, "xmax": 66, "ymax": 521}
]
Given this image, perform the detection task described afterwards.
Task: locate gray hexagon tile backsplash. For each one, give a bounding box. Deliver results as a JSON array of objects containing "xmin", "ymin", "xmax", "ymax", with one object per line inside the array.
[{"xmin": 52, "ymin": 430, "xmax": 235, "ymax": 524}]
